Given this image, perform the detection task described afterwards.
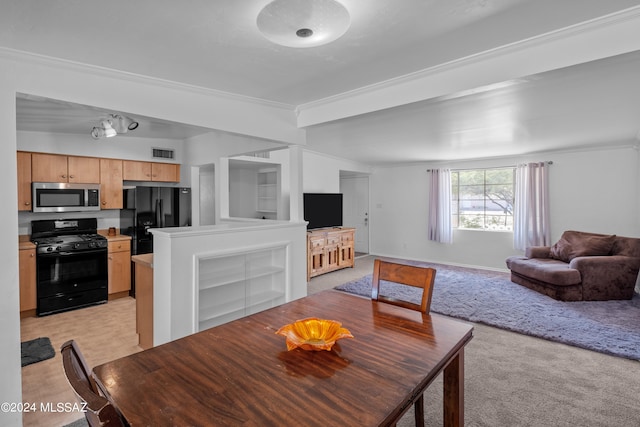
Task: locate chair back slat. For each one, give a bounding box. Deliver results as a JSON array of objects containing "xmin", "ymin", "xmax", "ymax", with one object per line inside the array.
[{"xmin": 372, "ymin": 259, "xmax": 436, "ymax": 314}]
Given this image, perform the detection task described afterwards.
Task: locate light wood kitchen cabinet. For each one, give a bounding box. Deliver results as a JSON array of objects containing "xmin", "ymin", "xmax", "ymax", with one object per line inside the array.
[
  {"xmin": 132, "ymin": 254, "xmax": 154, "ymax": 349},
  {"xmin": 19, "ymin": 246, "xmax": 37, "ymax": 314},
  {"xmin": 17, "ymin": 151, "xmax": 32, "ymax": 211},
  {"xmin": 123, "ymin": 160, "xmax": 180, "ymax": 182},
  {"xmin": 152, "ymin": 162, "xmax": 180, "ymax": 182},
  {"xmin": 31, "ymin": 153, "xmax": 100, "ymax": 183},
  {"xmin": 123, "ymin": 160, "xmax": 152, "ymax": 180},
  {"xmin": 99, "ymin": 158, "xmax": 123, "ymax": 209},
  {"xmin": 108, "ymin": 239, "xmax": 131, "ymax": 296},
  {"xmin": 307, "ymin": 227, "xmax": 355, "ymax": 281},
  {"xmin": 67, "ymin": 156, "xmax": 101, "ymax": 183}
]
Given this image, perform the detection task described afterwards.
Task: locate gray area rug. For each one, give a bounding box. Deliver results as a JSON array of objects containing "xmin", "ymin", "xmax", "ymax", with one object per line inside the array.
[
  {"xmin": 334, "ymin": 263, "xmax": 640, "ymax": 360},
  {"xmin": 21, "ymin": 337, "xmax": 55, "ymax": 367}
]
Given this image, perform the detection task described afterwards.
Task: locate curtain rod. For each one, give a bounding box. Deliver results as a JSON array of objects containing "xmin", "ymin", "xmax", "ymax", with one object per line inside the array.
[{"xmin": 427, "ymin": 161, "xmax": 553, "ymax": 172}]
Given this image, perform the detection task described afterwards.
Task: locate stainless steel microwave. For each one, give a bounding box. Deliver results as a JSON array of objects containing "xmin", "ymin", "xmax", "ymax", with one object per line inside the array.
[{"xmin": 32, "ymin": 182, "xmax": 101, "ymax": 213}]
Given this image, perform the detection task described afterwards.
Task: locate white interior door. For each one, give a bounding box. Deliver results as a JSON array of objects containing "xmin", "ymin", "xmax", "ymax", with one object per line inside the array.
[{"xmin": 341, "ymin": 175, "xmax": 369, "ymax": 254}]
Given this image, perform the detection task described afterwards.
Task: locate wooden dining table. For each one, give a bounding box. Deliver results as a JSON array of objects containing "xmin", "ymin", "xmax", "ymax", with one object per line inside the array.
[{"xmin": 93, "ymin": 289, "xmax": 473, "ymax": 426}]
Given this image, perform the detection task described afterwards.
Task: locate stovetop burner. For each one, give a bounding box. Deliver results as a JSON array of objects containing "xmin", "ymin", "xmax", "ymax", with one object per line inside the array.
[
  {"xmin": 32, "ymin": 233, "xmax": 107, "ymax": 254},
  {"xmin": 31, "ymin": 219, "xmax": 108, "ymax": 254}
]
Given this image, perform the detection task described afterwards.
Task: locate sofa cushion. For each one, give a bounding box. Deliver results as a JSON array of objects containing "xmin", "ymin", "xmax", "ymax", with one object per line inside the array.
[
  {"xmin": 506, "ymin": 256, "xmax": 582, "ymax": 286},
  {"xmin": 549, "ymin": 230, "xmax": 615, "ymax": 262}
]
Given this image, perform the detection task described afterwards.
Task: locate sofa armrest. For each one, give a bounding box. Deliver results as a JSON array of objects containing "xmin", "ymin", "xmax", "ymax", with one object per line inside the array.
[
  {"xmin": 525, "ymin": 246, "xmax": 552, "ymax": 259},
  {"xmin": 569, "ymin": 255, "xmax": 640, "ymax": 300}
]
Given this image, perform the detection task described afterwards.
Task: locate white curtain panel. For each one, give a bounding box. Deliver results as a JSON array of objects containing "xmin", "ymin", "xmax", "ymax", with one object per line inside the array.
[
  {"xmin": 428, "ymin": 168, "xmax": 453, "ymax": 244},
  {"xmin": 513, "ymin": 162, "xmax": 551, "ymax": 251}
]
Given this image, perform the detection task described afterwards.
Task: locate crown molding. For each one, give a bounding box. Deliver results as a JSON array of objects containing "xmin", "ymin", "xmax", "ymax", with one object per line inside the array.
[
  {"xmin": 296, "ymin": 5, "xmax": 640, "ymax": 127},
  {"xmin": 0, "ymin": 47, "xmax": 295, "ymax": 111}
]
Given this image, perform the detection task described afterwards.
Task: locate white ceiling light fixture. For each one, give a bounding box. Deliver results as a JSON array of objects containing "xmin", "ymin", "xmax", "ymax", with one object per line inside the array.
[
  {"xmin": 102, "ymin": 120, "xmax": 117, "ymax": 137},
  {"xmin": 91, "ymin": 114, "xmax": 139, "ymax": 139},
  {"xmin": 112, "ymin": 114, "xmax": 139, "ymax": 133},
  {"xmin": 256, "ymin": 0, "xmax": 351, "ymax": 48}
]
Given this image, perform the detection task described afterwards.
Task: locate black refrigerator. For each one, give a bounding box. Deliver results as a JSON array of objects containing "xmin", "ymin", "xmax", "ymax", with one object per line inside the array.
[{"xmin": 120, "ymin": 187, "xmax": 192, "ymax": 256}]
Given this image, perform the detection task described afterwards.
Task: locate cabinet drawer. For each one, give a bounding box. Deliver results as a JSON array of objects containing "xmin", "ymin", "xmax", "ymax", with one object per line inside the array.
[
  {"xmin": 309, "ymin": 238, "xmax": 325, "ymax": 249},
  {"xmin": 108, "ymin": 240, "xmax": 131, "ymax": 253},
  {"xmin": 341, "ymin": 232, "xmax": 354, "ymax": 242},
  {"xmin": 326, "ymin": 234, "xmax": 341, "ymax": 245}
]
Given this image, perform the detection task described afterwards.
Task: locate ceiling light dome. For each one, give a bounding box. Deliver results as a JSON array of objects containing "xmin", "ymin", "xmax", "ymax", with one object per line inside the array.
[{"xmin": 257, "ymin": 0, "xmax": 350, "ymax": 48}]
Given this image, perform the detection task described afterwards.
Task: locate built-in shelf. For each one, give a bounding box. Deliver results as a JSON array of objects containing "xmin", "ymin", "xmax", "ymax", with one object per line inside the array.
[
  {"xmin": 257, "ymin": 170, "xmax": 278, "ymax": 217},
  {"xmin": 196, "ymin": 243, "xmax": 287, "ymax": 331}
]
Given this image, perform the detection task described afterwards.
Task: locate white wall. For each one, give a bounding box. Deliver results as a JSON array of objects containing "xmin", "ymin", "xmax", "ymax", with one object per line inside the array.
[
  {"xmin": 302, "ymin": 150, "xmax": 372, "ymax": 192},
  {"xmin": 0, "ymin": 81, "xmax": 21, "ymax": 427},
  {"xmin": 370, "ymin": 145, "xmax": 640, "ymax": 270},
  {"xmin": 17, "ymin": 130, "xmax": 185, "ymax": 165},
  {"xmin": 229, "ymin": 168, "xmax": 258, "ymax": 218}
]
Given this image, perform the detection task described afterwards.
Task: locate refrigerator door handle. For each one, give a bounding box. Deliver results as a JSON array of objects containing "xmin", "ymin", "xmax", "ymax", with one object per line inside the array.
[{"xmin": 155, "ymin": 199, "xmax": 162, "ymax": 228}]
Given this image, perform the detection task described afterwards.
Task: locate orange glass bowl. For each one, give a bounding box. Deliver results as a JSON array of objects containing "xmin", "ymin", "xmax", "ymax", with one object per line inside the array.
[{"xmin": 276, "ymin": 317, "xmax": 354, "ymax": 351}]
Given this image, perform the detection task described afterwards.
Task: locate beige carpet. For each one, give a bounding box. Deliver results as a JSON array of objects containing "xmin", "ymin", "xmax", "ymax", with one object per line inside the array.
[{"xmin": 310, "ymin": 256, "xmax": 640, "ymax": 427}]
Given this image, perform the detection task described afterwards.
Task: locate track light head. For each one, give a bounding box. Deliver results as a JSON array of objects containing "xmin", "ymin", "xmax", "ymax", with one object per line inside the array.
[{"xmin": 91, "ymin": 114, "xmax": 139, "ymax": 139}]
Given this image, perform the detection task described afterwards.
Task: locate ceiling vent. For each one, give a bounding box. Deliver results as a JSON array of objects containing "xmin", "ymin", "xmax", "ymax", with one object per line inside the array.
[{"xmin": 152, "ymin": 148, "xmax": 175, "ymax": 160}]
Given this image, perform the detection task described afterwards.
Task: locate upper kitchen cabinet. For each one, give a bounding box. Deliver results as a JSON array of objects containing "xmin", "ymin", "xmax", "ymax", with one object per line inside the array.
[
  {"xmin": 31, "ymin": 153, "xmax": 100, "ymax": 184},
  {"xmin": 123, "ymin": 160, "xmax": 180, "ymax": 182},
  {"xmin": 100, "ymin": 158, "xmax": 123, "ymax": 209},
  {"xmin": 152, "ymin": 163, "xmax": 180, "ymax": 182},
  {"xmin": 17, "ymin": 151, "xmax": 32, "ymax": 211},
  {"xmin": 123, "ymin": 160, "xmax": 151, "ymax": 180}
]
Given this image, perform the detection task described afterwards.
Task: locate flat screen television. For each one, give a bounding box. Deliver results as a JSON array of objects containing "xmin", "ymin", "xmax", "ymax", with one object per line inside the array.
[{"xmin": 303, "ymin": 193, "xmax": 343, "ymax": 230}]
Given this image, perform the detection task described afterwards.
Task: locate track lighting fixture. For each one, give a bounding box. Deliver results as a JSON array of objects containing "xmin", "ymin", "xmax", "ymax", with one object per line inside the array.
[
  {"xmin": 112, "ymin": 114, "xmax": 139, "ymax": 133},
  {"xmin": 91, "ymin": 114, "xmax": 139, "ymax": 139}
]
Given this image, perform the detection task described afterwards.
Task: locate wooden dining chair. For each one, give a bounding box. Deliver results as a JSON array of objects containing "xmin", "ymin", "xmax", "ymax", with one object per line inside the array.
[
  {"xmin": 371, "ymin": 259, "xmax": 436, "ymax": 427},
  {"xmin": 60, "ymin": 340, "xmax": 128, "ymax": 427},
  {"xmin": 371, "ymin": 259, "xmax": 436, "ymax": 314}
]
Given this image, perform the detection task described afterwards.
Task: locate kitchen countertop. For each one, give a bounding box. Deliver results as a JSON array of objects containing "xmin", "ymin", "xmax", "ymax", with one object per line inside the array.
[
  {"xmin": 18, "ymin": 235, "xmax": 35, "ymax": 250},
  {"xmin": 19, "ymin": 231, "xmax": 131, "ymax": 249},
  {"xmin": 131, "ymin": 253, "xmax": 153, "ymax": 268},
  {"xmin": 98, "ymin": 230, "xmax": 131, "ymax": 242}
]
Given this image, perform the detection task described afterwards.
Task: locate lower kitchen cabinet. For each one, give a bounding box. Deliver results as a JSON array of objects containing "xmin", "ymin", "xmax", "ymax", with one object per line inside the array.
[
  {"xmin": 19, "ymin": 246, "xmax": 37, "ymax": 316},
  {"xmin": 108, "ymin": 239, "xmax": 131, "ymax": 297},
  {"xmin": 132, "ymin": 254, "xmax": 154, "ymax": 349}
]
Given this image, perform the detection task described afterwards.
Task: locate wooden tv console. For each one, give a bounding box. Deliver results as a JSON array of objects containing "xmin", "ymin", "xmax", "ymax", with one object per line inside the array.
[{"xmin": 307, "ymin": 227, "xmax": 355, "ymax": 281}]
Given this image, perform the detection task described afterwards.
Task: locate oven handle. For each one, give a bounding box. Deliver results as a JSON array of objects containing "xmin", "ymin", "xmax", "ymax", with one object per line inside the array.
[{"xmin": 38, "ymin": 249, "xmax": 107, "ymax": 257}]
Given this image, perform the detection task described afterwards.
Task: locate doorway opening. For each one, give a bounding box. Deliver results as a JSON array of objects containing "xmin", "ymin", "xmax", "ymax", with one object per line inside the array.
[{"xmin": 340, "ymin": 172, "xmax": 370, "ymax": 256}]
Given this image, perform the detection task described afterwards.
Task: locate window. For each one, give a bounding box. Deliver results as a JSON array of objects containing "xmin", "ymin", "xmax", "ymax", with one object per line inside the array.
[{"xmin": 451, "ymin": 168, "xmax": 514, "ymax": 231}]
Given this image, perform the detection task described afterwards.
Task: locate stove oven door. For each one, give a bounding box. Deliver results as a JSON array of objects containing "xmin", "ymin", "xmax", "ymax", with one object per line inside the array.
[{"xmin": 36, "ymin": 248, "xmax": 108, "ymax": 315}]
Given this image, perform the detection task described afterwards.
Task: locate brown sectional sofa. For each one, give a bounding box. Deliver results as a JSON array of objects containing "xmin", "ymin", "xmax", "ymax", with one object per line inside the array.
[{"xmin": 505, "ymin": 230, "xmax": 640, "ymax": 301}]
